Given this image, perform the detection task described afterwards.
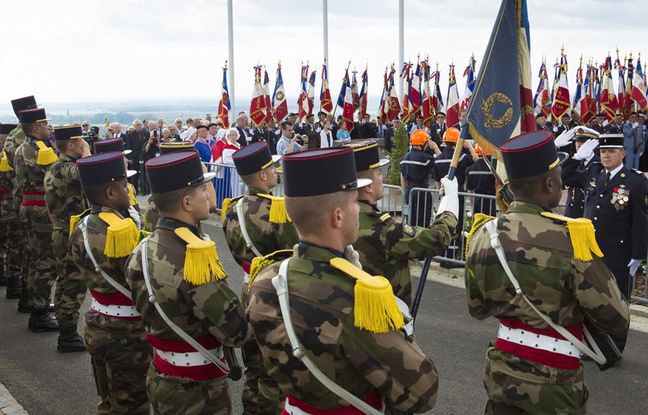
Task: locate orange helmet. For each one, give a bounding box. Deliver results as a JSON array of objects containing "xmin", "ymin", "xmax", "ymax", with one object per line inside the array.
[
  {"xmin": 410, "ymin": 129, "xmax": 430, "ymax": 146},
  {"xmin": 474, "ymin": 144, "xmax": 491, "ymax": 157},
  {"xmin": 443, "ymin": 127, "xmax": 460, "ymax": 143}
]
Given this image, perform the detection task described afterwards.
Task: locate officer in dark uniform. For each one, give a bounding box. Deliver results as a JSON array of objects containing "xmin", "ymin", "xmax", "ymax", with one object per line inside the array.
[
  {"xmin": 583, "ymin": 133, "xmax": 648, "ymax": 353},
  {"xmin": 400, "ymin": 129, "xmax": 435, "ymax": 227},
  {"xmin": 559, "ymin": 126, "xmax": 601, "ymax": 218},
  {"xmin": 465, "ymin": 144, "xmax": 496, "ymax": 217}
]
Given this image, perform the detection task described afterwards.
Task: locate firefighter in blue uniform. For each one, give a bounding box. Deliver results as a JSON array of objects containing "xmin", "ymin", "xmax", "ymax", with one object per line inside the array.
[{"xmin": 400, "ymin": 129, "xmax": 436, "ymax": 227}]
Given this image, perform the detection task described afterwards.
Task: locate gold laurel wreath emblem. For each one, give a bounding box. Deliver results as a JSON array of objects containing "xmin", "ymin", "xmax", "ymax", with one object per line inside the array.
[
  {"xmin": 276, "ymin": 91, "xmax": 285, "ymax": 101},
  {"xmin": 481, "ymin": 92, "xmax": 513, "ymax": 129}
]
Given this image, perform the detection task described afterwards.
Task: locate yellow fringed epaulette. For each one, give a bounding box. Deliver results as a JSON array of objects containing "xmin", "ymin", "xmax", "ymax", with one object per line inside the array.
[
  {"xmin": 68, "ymin": 209, "xmax": 90, "ymax": 238},
  {"xmin": 329, "ymin": 257, "xmax": 404, "ymax": 334},
  {"xmin": 128, "ymin": 183, "xmax": 137, "ymax": 206},
  {"xmin": 98, "ymin": 212, "xmax": 140, "ymax": 258},
  {"xmin": 464, "ymin": 213, "xmax": 494, "ymax": 258},
  {"xmin": 220, "ymin": 195, "xmax": 243, "ymax": 221},
  {"xmin": 35, "ymin": 140, "xmax": 58, "ymax": 165},
  {"xmin": 540, "ymin": 212, "xmax": 604, "ymax": 262},
  {"xmin": 248, "ymin": 249, "xmax": 293, "ymax": 289},
  {"xmin": 0, "ymin": 151, "xmax": 13, "ymax": 172},
  {"xmin": 174, "ymin": 227, "xmax": 227, "ymax": 285},
  {"xmin": 258, "ymin": 194, "xmax": 291, "ymax": 224}
]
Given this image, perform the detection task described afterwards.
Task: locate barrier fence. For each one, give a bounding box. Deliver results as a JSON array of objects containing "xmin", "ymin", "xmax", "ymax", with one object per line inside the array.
[{"xmin": 207, "ymin": 163, "xmax": 647, "ymax": 304}]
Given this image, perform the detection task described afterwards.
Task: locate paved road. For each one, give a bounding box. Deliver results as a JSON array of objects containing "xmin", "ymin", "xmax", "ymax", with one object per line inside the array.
[{"xmin": 0, "ymin": 220, "xmax": 646, "ymax": 414}]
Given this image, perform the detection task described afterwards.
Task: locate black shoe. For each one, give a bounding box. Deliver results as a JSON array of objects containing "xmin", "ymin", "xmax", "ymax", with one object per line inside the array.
[
  {"xmin": 0, "ymin": 275, "xmax": 7, "ymax": 286},
  {"xmin": 28, "ymin": 309, "xmax": 60, "ymax": 332},
  {"xmin": 57, "ymin": 329, "xmax": 86, "ymax": 353}
]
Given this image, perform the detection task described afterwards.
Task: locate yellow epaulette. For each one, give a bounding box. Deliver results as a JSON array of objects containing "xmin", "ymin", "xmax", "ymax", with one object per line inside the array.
[
  {"xmin": 174, "ymin": 227, "xmax": 226, "ymax": 285},
  {"xmin": 220, "ymin": 195, "xmax": 244, "ymax": 221},
  {"xmin": 128, "ymin": 183, "xmax": 137, "ymax": 206},
  {"xmin": 379, "ymin": 213, "xmax": 391, "ymax": 222},
  {"xmin": 248, "ymin": 249, "xmax": 293, "ymax": 289},
  {"xmin": 540, "ymin": 212, "xmax": 603, "ymax": 262},
  {"xmin": 464, "ymin": 213, "xmax": 494, "ymax": 258},
  {"xmin": 329, "ymin": 257, "xmax": 404, "ymax": 334},
  {"xmin": 98, "ymin": 212, "xmax": 140, "ymax": 258},
  {"xmin": 35, "ymin": 140, "xmax": 58, "ymax": 165},
  {"xmin": 258, "ymin": 193, "xmax": 291, "ymax": 224},
  {"xmin": 0, "ymin": 151, "xmax": 13, "ymax": 172},
  {"xmin": 69, "ymin": 209, "xmax": 90, "ymax": 238}
]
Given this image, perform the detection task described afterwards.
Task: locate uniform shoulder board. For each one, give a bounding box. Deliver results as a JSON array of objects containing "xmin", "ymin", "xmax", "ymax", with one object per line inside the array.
[
  {"xmin": 174, "ymin": 227, "xmax": 227, "ymax": 285},
  {"xmin": 632, "ymin": 168, "xmax": 644, "ymax": 175},
  {"xmin": 464, "ymin": 213, "xmax": 494, "ymax": 258},
  {"xmin": 249, "ymin": 249, "xmax": 293, "ymax": 287},
  {"xmin": 540, "ymin": 212, "xmax": 603, "ymax": 262},
  {"xmin": 219, "ymin": 195, "xmax": 245, "ymax": 221},
  {"xmin": 329, "ymin": 258, "xmax": 404, "ymax": 334},
  {"xmin": 257, "ymin": 193, "xmax": 291, "ymax": 224}
]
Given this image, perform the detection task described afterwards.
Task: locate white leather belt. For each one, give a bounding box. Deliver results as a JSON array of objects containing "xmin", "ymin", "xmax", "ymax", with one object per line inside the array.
[
  {"xmin": 497, "ymin": 324, "xmax": 580, "ymax": 357},
  {"xmin": 90, "ymin": 298, "xmax": 141, "ymax": 318},
  {"xmin": 155, "ymin": 346, "xmax": 224, "ymax": 367},
  {"xmin": 244, "ymin": 272, "xmax": 250, "ymax": 284}
]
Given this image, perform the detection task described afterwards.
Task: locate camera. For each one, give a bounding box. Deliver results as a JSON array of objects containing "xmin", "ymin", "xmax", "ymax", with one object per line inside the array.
[{"xmin": 87, "ymin": 126, "xmax": 100, "ymax": 141}]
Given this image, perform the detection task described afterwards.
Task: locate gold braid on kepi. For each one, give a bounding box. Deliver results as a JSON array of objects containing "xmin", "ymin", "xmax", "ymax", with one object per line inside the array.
[
  {"xmin": 540, "ymin": 212, "xmax": 604, "ymax": 261},
  {"xmin": 35, "ymin": 140, "xmax": 58, "ymax": 165},
  {"xmin": 258, "ymin": 194, "xmax": 291, "ymax": 224},
  {"xmin": 98, "ymin": 212, "xmax": 140, "ymax": 258},
  {"xmin": 174, "ymin": 227, "xmax": 226, "ymax": 285},
  {"xmin": 465, "ymin": 213, "xmax": 494, "ymax": 259},
  {"xmin": 329, "ymin": 257, "xmax": 404, "ymax": 334},
  {"xmin": 0, "ymin": 151, "xmax": 13, "ymax": 172},
  {"xmin": 248, "ymin": 249, "xmax": 293, "ymax": 290}
]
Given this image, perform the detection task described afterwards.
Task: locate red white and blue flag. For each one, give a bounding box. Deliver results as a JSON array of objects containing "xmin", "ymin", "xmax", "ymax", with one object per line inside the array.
[
  {"xmin": 631, "ymin": 57, "xmax": 647, "ymax": 112},
  {"xmin": 218, "ymin": 63, "xmax": 231, "ymax": 128},
  {"xmin": 272, "ymin": 62, "xmax": 288, "ymax": 122},
  {"xmin": 551, "ymin": 53, "xmax": 571, "ymax": 120},
  {"xmin": 306, "ymin": 70, "xmax": 317, "ymax": 116},
  {"xmin": 342, "ymin": 73, "xmax": 355, "ymax": 133},
  {"xmin": 358, "ymin": 68, "xmax": 368, "ymax": 118},
  {"xmin": 250, "ymin": 66, "xmax": 268, "ymax": 127},
  {"xmin": 297, "ymin": 64, "xmax": 309, "ymax": 122},
  {"xmin": 446, "ymin": 64, "xmax": 460, "ymax": 127},
  {"xmin": 320, "ymin": 62, "xmax": 333, "ymax": 113},
  {"xmin": 461, "ymin": 55, "xmax": 476, "ymax": 111}
]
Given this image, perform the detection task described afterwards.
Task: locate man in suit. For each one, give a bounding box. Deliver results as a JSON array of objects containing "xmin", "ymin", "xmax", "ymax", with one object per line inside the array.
[
  {"xmin": 384, "ymin": 118, "xmax": 400, "ymax": 152},
  {"xmin": 590, "ymin": 113, "xmax": 607, "ymax": 134},
  {"xmin": 359, "ymin": 114, "xmax": 377, "ymax": 139},
  {"xmin": 430, "ymin": 112, "xmax": 447, "ymax": 147},
  {"xmin": 235, "ymin": 115, "xmax": 252, "ymax": 147},
  {"xmin": 108, "ymin": 123, "xmax": 127, "ymax": 145},
  {"xmin": 606, "ymin": 114, "xmax": 624, "ymax": 133},
  {"xmin": 301, "ymin": 114, "xmax": 320, "ymax": 148},
  {"xmin": 125, "ymin": 119, "xmax": 149, "ymax": 193},
  {"xmin": 583, "ymin": 133, "xmax": 648, "ymax": 354},
  {"xmin": 535, "ymin": 113, "xmax": 551, "ymax": 132},
  {"xmin": 156, "ymin": 118, "xmax": 164, "ymax": 136}
]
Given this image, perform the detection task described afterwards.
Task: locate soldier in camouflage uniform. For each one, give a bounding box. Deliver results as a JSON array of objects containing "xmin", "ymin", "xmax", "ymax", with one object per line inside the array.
[
  {"xmin": 465, "ymin": 131, "xmax": 630, "ymax": 414},
  {"xmin": 14, "ymin": 108, "xmax": 59, "ymax": 331},
  {"xmin": 352, "ymin": 141, "xmax": 457, "ymax": 307},
  {"xmin": 247, "ymin": 148, "xmax": 440, "ymax": 414},
  {"xmin": 126, "ymin": 151, "xmax": 249, "ymax": 415},
  {"xmin": 70, "ymin": 152, "xmax": 151, "ymax": 414},
  {"xmin": 45, "ymin": 125, "xmax": 92, "ymax": 352},
  {"xmin": 222, "ymin": 142, "xmax": 298, "ymax": 415},
  {"xmin": 0, "ymin": 123, "xmax": 18, "ymax": 295}
]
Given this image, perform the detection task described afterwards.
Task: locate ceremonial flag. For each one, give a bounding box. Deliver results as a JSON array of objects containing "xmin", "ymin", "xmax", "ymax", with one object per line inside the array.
[
  {"xmin": 533, "ymin": 61, "xmax": 551, "ymax": 117},
  {"xmin": 400, "ymin": 62, "xmax": 411, "ymax": 121},
  {"xmin": 387, "ymin": 66, "xmax": 401, "ymax": 121},
  {"xmin": 616, "ymin": 56, "xmax": 626, "ymax": 115},
  {"xmin": 446, "ymin": 64, "xmax": 461, "ymax": 127},
  {"xmin": 307, "ymin": 70, "xmax": 317, "ymax": 115},
  {"xmin": 320, "ymin": 62, "xmax": 333, "ymax": 113},
  {"xmin": 461, "ymin": 55, "xmax": 476, "ymax": 111},
  {"xmin": 421, "ymin": 59, "xmax": 435, "ymax": 127},
  {"xmin": 378, "ymin": 67, "xmax": 389, "ymax": 124},
  {"xmin": 358, "ymin": 67, "xmax": 368, "ymax": 118},
  {"xmin": 600, "ymin": 56, "xmax": 619, "ymax": 120},
  {"xmin": 572, "ymin": 60, "xmax": 582, "ymax": 112},
  {"xmin": 433, "ymin": 65, "xmax": 445, "ymax": 113},
  {"xmin": 217, "ymin": 63, "xmax": 231, "ymax": 128},
  {"xmin": 263, "ymin": 68, "xmax": 272, "ymax": 124},
  {"xmin": 351, "ymin": 70, "xmax": 360, "ymax": 110},
  {"xmin": 336, "ymin": 68, "xmax": 349, "ymax": 110},
  {"xmin": 464, "ymin": 0, "xmax": 535, "ymax": 157},
  {"xmin": 342, "ymin": 74, "xmax": 355, "ymax": 133},
  {"xmin": 272, "ymin": 62, "xmax": 288, "ymax": 122},
  {"xmin": 409, "ymin": 61, "xmax": 422, "ymax": 115},
  {"xmin": 574, "ymin": 58, "xmax": 596, "ymax": 125},
  {"xmin": 297, "ymin": 64, "xmax": 309, "ymax": 121},
  {"xmin": 631, "ymin": 57, "xmax": 648, "ymax": 112},
  {"xmin": 623, "ymin": 57, "xmax": 635, "ymax": 118},
  {"xmin": 551, "ymin": 53, "xmax": 571, "ymax": 119},
  {"xmin": 249, "ymin": 66, "xmax": 267, "ymax": 127}
]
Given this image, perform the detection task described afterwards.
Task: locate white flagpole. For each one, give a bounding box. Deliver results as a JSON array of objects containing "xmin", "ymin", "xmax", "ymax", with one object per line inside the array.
[
  {"xmin": 323, "ymin": 0, "xmax": 329, "ymax": 71},
  {"xmin": 399, "ymin": 0, "xmax": 404, "ymax": 102}
]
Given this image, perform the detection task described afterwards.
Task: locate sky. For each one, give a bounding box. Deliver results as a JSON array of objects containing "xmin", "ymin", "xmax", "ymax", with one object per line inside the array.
[{"xmin": 2, "ymin": 0, "xmax": 646, "ymax": 114}]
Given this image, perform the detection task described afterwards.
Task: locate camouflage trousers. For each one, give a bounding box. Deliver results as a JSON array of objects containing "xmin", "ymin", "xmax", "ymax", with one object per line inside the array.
[
  {"xmin": 19, "ymin": 205, "xmax": 56, "ymax": 309},
  {"xmin": 483, "ymin": 348, "xmax": 588, "ymax": 415},
  {"xmin": 1, "ymin": 204, "xmax": 25, "ymax": 287},
  {"xmin": 147, "ymin": 364, "xmax": 231, "ymax": 415},
  {"xmin": 52, "ymin": 226, "xmax": 87, "ymax": 330},
  {"xmin": 84, "ymin": 312, "xmax": 152, "ymax": 415}
]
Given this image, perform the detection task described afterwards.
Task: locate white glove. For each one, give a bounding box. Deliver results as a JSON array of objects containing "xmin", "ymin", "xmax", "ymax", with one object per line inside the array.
[
  {"xmin": 344, "ymin": 245, "xmax": 362, "ymax": 269},
  {"xmin": 554, "ymin": 129, "xmax": 576, "ymax": 148},
  {"xmin": 128, "ymin": 206, "xmax": 142, "ymax": 230},
  {"xmin": 574, "ymin": 139, "xmax": 599, "ymax": 161},
  {"xmin": 628, "ymin": 259, "xmax": 643, "ymax": 277},
  {"xmin": 553, "ymin": 126, "xmax": 559, "ymax": 132},
  {"xmin": 436, "ymin": 176, "xmax": 459, "ymax": 219},
  {"xmin": 633, "ymin": 122, "xmax": 639, "ymax": 129},
  {"xmin": 602, "ymin": 119, "xmax": 609, "ymax": 127}
]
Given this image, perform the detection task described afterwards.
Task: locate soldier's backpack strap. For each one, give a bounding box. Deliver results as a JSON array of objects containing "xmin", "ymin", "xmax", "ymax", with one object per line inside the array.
[
  {"xmin": 220, "ymin": 195, "xmax": 244, "ymax": 220},
  {"xmin": 34, "ymin": 140, "xmax": 58, "ymax": 165},
  {"xmin": 540, "ymin": 212, "xmax": 603, "ymax": 261},
  {"xmin": 78, "ymin": 215, "xmax": 133, "ymax": 300},
  {"xmin": 272, "ymin": 259, "xmax": 383, "ymax": 415},
  {"xmin": 484, "ymin": 219, "xmax": 607, "ymax": 365},
  {"xmin": 173, "ymin": 227, "xmax": 227, "ymax": 285},
  {"xmin": 0, "ymin": 151, "xmax": 14, "ymax": 172},
  {"xmin": 257, "ymin": 193, "xmax": 291, "ymax": 224},
  {"xmin": 140, "ymin": 235, "xmax": 230, "ymax": 374},
  {"xmin": 235, "ymin": 198, "xmax": 263, "ymax": 258},
  {"xmin": 248, "ymin": 249, "xmax": 292, "ymax": 289}
]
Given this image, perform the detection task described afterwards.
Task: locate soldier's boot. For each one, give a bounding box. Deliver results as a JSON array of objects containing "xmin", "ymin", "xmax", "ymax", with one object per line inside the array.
[
  {"xmin": 0, "ymin": 266, "xmax": 7, "ymax": 286},
  {"xmin": 57, "ymin": 328, "xmax": 85, "ymax": 353},
  {"xmin": 28, "ymin": 308, "xmax": 59, "ymax": 333},
  {"xmin": 17, "ymin": 288, "xmax": 32, "ymax": 313},
  {"xmin": 5, "ymin": 276, "xmax": 21, "ymax": 299}
]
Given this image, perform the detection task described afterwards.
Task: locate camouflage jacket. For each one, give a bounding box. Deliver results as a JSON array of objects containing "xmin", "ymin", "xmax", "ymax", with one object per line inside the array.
[
  {"xmin": 142, "ymin": 195, "xmax": 159, "ymax": 232},
  {"xmin": 45, "ymin": 153, "xmax": 88, "ymax": 229},
  {"xmin": 222, "ymin": 187, "xmax": 299, "ymax": 270},
  {"xmin": 5, "ymin": 126, "xmax": 25, "ymax": 210},
  {"xmin": 69, "ymin": 205, "xmax": 145, "ymax": 336},
  {"xmin": 125, "ymin": 217, "xmax": 249, "ymax": 348},
  {"xmin": 14, "ymin": 135, "xmax": 55, "ymax": 194},
  {"xmin": 465, "ymin": 201, "xmax": 630, "ymax": 334},
  {"xmin": 247, "ymin": 243, "xmax": 439, "ymax": 413},
  {"xmin": 354, "ymin": 201, "xmax": 457, "ymax": 306}
]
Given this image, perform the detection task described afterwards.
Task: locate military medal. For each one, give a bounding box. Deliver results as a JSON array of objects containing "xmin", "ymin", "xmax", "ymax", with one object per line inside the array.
[{"xmin": 611, "ymin": 187, "xmax": 630, "ymax": 211}]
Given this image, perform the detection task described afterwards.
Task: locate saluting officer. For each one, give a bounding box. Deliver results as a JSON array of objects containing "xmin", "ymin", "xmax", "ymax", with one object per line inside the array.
[{"xmin": 583, "ymin": 133, "xmax": 648, "ymax": 353}]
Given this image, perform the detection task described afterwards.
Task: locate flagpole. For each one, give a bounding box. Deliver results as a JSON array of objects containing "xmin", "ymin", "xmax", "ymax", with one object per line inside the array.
[
  {"xmin": 323, "ymin": 0, "xmax": 329, "ymax": 72},
  {"xmin": 398, "ymin": 0, "xmax": 404, "ymax": 102},
  {"xmin": 227, "ymin": 0, "xmax": 235, "ymax": 120}
]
